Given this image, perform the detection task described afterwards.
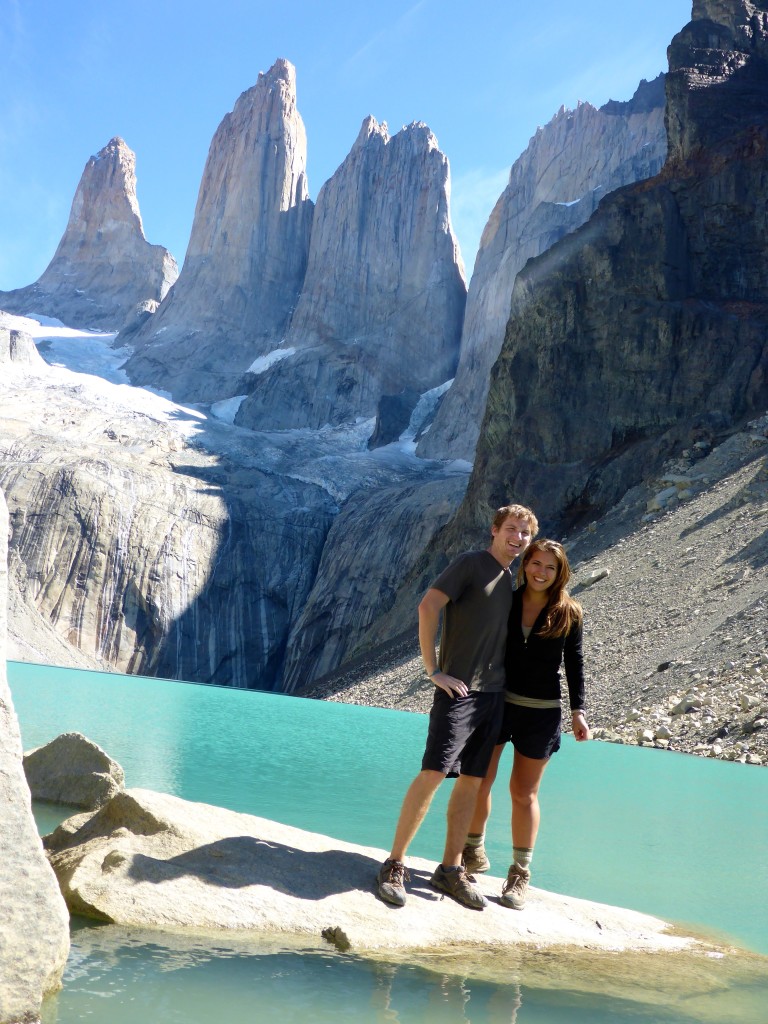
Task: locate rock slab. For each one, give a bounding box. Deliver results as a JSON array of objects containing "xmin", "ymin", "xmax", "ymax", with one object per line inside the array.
[
  {"xmin": 46, "ymin": 787, "xmax": 704, "ymax": 956},
  {"xmin": 0, "ymin": 489, "xmax": 70, "ymax": 1024},
  {"xmin": 0, "ymin": 335, "xmax": 335, "ymax": 687},
  {"xmin": 24, "ymin": 731, "xmax": 125, "ymax": 810}
]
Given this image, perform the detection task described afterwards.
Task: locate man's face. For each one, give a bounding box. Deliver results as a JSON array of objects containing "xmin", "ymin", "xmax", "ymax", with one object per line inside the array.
[{"xmin": 490, "ymin": 516, "xmax": 533, "ymax": 566}]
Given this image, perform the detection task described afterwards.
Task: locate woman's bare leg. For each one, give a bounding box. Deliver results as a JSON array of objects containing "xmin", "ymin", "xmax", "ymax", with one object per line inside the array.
[{"xmin": 509, "ymin": 749, "xmax": 549, "ymax": 850}]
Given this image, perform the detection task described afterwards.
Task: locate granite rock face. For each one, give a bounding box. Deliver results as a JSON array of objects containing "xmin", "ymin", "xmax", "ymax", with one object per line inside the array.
[
  {"xmin": 0, "ymin": 137, "xmax": 177, "ymax": 330},
  {"xmin": 123, "ymin": 59, "xmax": 313, "ymax": 402},
  {"xmin": 0, "ymin": 489, "xmax": 71, "ymax": 1024},
  {"xmin": 450, "ymin": 0, "xmax": 768, "ymax": 542},
  {"xmin": 418, "ymin": 77, "xmax": 668, "ymax": 461},
  {"xmin": 281, "ymin": 474, "xmax": 467, "ymax": 692},
  {"xmin": 24, "ymin": 732, "xmax": 126, "ymax": 810},
  {"xmin": 0, "ymin": 332, "xmax": 335, "ymax": 688},
  {"xmin": 1, "ymin": 317, "xmax": 466, "ymax": 692},
  {"xmin": 235, "ymin": 117, "xmax": 465, "ymax": 431}
]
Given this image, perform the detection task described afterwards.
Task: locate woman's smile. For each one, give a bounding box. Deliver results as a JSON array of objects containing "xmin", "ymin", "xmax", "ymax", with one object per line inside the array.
[{"xmin": 524, "ymin": 554, "xmax": 558, "ymax": 590}]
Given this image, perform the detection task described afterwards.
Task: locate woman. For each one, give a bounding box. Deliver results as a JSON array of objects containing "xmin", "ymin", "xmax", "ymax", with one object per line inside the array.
[{"xmin": 462, "ymin": 539, "xmax": 589, "ymax": 909}]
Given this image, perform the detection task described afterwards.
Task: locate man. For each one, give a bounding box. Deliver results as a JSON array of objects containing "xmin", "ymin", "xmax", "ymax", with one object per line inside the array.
[{"xmin": 376, "ymin": 503, "xmax": 538, "ymax": 909}]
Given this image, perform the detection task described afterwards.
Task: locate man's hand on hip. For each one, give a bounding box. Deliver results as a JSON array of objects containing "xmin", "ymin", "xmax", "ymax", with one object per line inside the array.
[{"xmin": 432, "ymin": 672, "xmax": 469, "ymax": 698}]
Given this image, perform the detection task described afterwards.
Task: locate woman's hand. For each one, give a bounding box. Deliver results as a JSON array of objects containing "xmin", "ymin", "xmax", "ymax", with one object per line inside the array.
[
  {"xmin": 432, "ymin": 671, "xmax": 468, "ymax": 698},
  {"xmin": 572, "ymin": 710, "xmax": 590, "ymax": 741}
]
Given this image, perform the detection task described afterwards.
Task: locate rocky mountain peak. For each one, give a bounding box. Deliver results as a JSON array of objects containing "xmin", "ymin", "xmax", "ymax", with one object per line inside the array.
[
  {"xmin": 417, "ymin": 75, "xmax": 667, "ymax": 462},
  {"xmin": 692, "ymin": 0, "xmax": 767, "ymax": 31},
  {"xmin": 74, "ymin": 136, "xmax": 142, "ymax": 230},
  {"xmin": 260, "ymin": 56, "xmax": 295, "ymax": 85},
  {"xmin": 234, "ymin": 117, "xmax": 465, "ymax": 431},
  {"xmin": 0, "ymin": 137, "xmax": 177, "ymax": 330},
  {"xmin": 122, "ymin": 58, "xmax": 313, "ymax": 402},
  {"xmin": 354, "ymin": 115, "xmax": 390, "ymax": 149},
  {"xmin": 666, "ymin": 0, "xmax": 768, "ymax": 163}
]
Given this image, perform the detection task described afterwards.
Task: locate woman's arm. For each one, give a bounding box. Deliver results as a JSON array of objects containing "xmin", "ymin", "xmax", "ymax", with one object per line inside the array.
[{"xmin": 564, "ymin": 623, "xmax": 589, "ymax": 739}]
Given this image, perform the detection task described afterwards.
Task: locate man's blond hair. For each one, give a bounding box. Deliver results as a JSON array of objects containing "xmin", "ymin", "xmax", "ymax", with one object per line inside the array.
[{"xmin": 492, "ymin": 503, "xmax": 539, "ymax": 538}]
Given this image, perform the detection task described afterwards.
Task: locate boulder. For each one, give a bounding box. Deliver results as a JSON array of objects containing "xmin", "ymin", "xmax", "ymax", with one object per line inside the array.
[
  {"xmin": 24, "ymin": 731, "xmax": 125, "ymax": 810},
  {"xmin": 0, "ymin": 137, "xmax": 177, "ymax": 330},
  {"xmin": 0, "ymin": 489, "xmax": 70, "ymax": 1024},
  {"xmin": 0, "ymin": 325, "xmax": 47, "ymax": 368},
  {"xmin": 45, "ymin": 787, "xmax": 705, "ymax": 957}
]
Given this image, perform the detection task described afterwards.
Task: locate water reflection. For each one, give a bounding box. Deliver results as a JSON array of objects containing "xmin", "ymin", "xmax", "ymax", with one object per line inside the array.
[
  {"xmin": 369, "ymin": 964, "xmax": 522, "ymax": 1023},
  {"xmin": 42, "ymin": 920, "xmax": 767, "ymax": 1024}
]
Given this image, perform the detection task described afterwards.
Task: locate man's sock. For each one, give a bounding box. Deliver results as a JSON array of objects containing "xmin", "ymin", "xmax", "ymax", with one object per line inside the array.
[{"xmin": 512, "ymin": 846, "xmax": 533, "ymax": 872}]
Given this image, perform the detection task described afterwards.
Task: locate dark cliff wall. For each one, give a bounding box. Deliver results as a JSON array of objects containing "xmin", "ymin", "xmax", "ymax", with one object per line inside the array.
[{"xmin": 448, "ymin": 0, "xmax": 768, "ymax": 542}]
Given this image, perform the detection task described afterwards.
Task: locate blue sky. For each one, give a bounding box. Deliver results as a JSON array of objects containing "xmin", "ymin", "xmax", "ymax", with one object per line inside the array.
[{"xmin": 0, "ymin": 0, "xmax": 692, "ymax": 290}]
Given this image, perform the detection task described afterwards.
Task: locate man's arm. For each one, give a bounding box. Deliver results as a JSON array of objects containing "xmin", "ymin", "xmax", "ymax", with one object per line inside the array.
[{"xmin": 418, "ymin": 588, "xmax": 468, "ymax": 698}]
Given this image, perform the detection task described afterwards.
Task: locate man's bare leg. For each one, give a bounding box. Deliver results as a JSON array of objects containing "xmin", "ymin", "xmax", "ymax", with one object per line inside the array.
[
  {"xmin": 467, "ymin": 743, "xmax": 505, "ymax": 835},
  {"xmin": 389, "ymin": 769, "xmax": 445, "ymax": 862},
  {"xmin": 441, "ymin": 773, "xmax": 484, "ymax": 867},
  {"xmin": 429, "ymin": 773, "xmax": 489, "ymax": 909}
]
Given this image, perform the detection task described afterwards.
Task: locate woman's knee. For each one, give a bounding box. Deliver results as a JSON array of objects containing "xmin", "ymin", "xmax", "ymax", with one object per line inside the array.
[{"xmin": 510, "ymin": 783, "xmax": 537, "ymax": 808}]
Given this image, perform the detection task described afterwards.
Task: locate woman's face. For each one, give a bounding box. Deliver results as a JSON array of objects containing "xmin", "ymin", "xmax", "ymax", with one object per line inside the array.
[{"xmin": 524, "ymin": 548, "xmax": 559, "ymax": 593}]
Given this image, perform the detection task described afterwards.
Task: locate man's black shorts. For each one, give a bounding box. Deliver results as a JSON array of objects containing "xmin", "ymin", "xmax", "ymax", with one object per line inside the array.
[
  {"xmin": 421, "ymin": 689, "xmax": 505, "ymax": 778},
  {"xmin": 497, "ymin": 701, "xmax": 562, "ymax": 760}
]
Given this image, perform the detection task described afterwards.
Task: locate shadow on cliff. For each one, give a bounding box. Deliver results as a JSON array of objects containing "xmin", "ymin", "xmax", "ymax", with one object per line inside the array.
[
  {"xmin": 126, "ymin": 838, "xmax": 442, "ymax": 904},
  {"xmin": 110, "ymin": 403, "xmax": 337, "ymax": 690}
]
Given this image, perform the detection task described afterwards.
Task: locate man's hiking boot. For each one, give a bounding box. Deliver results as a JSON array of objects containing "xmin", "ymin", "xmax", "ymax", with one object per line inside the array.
[
  {"xmin": 462, "ymin": 842, "xmax": 490, "ymax": 875},
  {"xmin": 376, "ymin": 858, "xmax": 409, "ymax": 906},
  {"xmin": 500, "ymin": 863, "xmax": 530, "ymax": 910},
  {"xmin": 430, "ymin": 864, "xmax": 488, "ymax": 910}
]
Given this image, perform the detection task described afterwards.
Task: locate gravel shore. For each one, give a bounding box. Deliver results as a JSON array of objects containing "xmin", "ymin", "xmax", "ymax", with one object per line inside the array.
[{"xmin": 300, "ymin": 415, "xmax": 768, "ymax": 767}]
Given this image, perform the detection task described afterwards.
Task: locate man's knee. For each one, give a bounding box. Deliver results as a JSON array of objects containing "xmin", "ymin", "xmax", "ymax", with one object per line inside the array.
[
  {"xmin": 456, "ymin": 773, "xmax": 484, "ymax": 791},
  {"xmin": 418, "ymin": 768, "xmax": 447, "ymax": 788}
]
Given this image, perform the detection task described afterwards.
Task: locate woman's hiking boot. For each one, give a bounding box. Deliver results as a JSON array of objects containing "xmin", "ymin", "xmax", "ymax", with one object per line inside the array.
[
  {"xmin": 462, "ymin": 842, "xmax": 490, "ymax": 876},
  {"xmin": 500, "ymin": 863, "xmax": 530, "ymax": 910}
]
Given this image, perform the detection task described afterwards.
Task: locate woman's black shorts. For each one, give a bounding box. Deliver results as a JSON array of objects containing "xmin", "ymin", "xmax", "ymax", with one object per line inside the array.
[
  {"xmin": 497, "ymin": 701, "xmax": 561, "ymax": 760},
  {"xmin": 421, "ymin": 689, "xmax": 505, "ymax": 778}
]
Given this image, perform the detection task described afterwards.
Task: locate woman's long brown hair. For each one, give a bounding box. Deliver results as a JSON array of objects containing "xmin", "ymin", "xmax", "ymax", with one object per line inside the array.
[{"xmin": 516, "ymin": 539, "xmax": 583, "ymax": 638}]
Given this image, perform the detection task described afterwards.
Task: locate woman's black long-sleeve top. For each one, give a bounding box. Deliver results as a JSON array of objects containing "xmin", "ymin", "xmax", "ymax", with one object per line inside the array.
[{"xmin": 504, "ymin": 586, "xmax": 586, "ymax": 712}]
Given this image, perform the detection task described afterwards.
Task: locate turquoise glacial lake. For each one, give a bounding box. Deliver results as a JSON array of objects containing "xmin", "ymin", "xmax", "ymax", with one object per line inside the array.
[{"xmin": 8, "ymin": 660, "xmax": 768, "ymax": 1024}]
